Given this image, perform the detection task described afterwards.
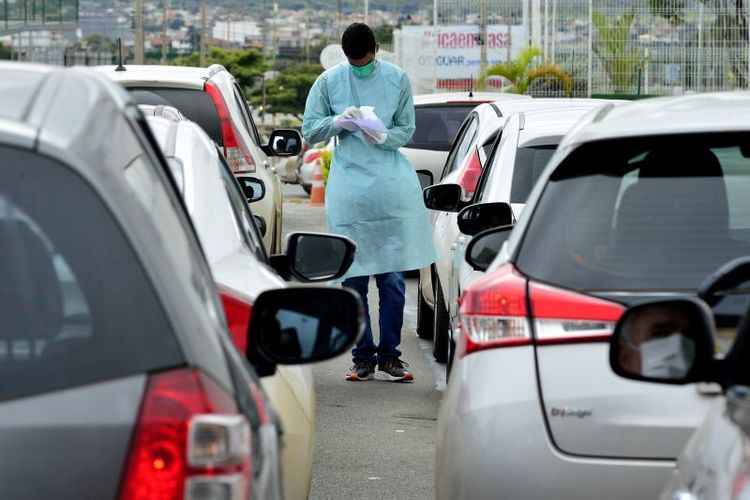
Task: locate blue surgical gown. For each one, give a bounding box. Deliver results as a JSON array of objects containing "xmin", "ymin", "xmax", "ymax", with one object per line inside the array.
[{"xmin": 302, "ymin": 60, "xmax": 437, "ymax": 278}]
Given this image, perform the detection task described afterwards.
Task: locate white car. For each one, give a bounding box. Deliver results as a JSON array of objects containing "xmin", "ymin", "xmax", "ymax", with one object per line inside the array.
[
  {"xmin": 436, "ymin": 93, "xmax": 750, "ymax": 499},
  {"xmin": 419, "ymin": 98, "xmax": 621, "ymax": 363},
  {"xmin": 97, "ymin": 64, "xmax": 301, "ymax": 253},
  {"xmin": 402, "ymin": 92, "xmax": 530, "ymax": 186},
  {"xmin": 426, "ymin": 106, "xmax": 618, "ymax": 372},
  {"xmin": 145, "ymin": 109, "xmax": 354, "ymax": 500}
]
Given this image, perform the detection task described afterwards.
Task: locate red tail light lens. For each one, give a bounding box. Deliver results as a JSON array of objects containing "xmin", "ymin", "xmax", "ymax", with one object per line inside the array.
[
  {"xmin": 219, "ymin": 287, "xmax": 253, "ymax": 354},
  {"xmin": 458, "ymin": 264, "xmax": 530, "ymax": 355},
  {"xmin": 205, "ymin": 82, "xmax": 256, "ymax": 173},
  {"xmin": 119, "ymin": 368, "xmax": 251, "ymax": 500},
  {"xmin": 456, "ymin": 147, "xmax": 482, "ymax": 201},
  {"xmin": 458, "ymin": 264, "xmax": 624, "ymax": 357}
]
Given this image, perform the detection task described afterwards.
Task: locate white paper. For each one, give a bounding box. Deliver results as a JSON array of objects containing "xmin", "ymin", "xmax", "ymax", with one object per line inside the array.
[{"xmin": 337, "ymin": 106, "xmax": 387, "ymax": 135}]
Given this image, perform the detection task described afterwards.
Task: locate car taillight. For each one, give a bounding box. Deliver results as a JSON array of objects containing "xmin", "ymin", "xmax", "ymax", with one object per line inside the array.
[
  {"xmin": 205, "ymin": 82, "xmax": 256, "ymax": 173},
  {"xmin": 119, "ymin": 368, "xmax": 252, "ymax": 500},
  {"xmin": 219, "ymin": 287, "xmax": 253, "ymax": 354},
  {"xmin": 458, "ymin": 264, "xmax": 624, "ymax": 357},
  {"xmin": 456, "ymin": 147, "xmax": 482, "ymax": 201}
]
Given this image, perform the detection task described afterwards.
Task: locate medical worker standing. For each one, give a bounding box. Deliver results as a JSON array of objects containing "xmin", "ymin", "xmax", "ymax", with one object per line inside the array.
[{"xmin": 302, "ymin": 23, "xmax": 437, "ymax": 383}]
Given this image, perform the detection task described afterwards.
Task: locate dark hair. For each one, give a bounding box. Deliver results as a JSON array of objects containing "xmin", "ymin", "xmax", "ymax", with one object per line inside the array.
[{"xmin": 341, "ymin": 23, "xmax": 377, "ymax": 60}]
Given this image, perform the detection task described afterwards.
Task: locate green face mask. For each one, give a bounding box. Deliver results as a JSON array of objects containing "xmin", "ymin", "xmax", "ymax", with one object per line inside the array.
[{"xmin": 351, "ymin": 60, "xmax": 376, "ymax": 78}]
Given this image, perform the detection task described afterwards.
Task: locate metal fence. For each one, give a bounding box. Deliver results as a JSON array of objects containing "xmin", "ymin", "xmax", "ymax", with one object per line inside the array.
[{"xmin": 402, "ymin": 0, "xmax": 750, "ymax": 96}]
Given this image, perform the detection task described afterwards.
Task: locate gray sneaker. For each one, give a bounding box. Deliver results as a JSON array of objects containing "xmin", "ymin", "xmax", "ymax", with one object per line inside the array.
[
  {"xmin": 376, "ymin": 358, "xmax": 414, "ymax": 383},
  {"xmin": 346, "ymin": 361, "xmax": 375, "ymax": 381}
]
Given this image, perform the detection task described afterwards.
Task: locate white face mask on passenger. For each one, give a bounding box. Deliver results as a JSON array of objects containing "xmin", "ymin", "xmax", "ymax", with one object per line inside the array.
[{"xmin": 640, "ymin": 333, "xmax": 695, "ymax": 379}]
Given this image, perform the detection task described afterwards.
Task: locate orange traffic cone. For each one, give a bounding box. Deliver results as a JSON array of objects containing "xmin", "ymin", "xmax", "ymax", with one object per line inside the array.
[{"xmin": 309, "ymin": 159, "xmax": 325, "ymax": 206}]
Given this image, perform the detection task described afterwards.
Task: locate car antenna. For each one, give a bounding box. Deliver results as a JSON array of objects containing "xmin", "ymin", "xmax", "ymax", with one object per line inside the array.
[
  {"xmin": 468, "ymin": 75, "xmax": 474, "ymax": 98},
  {"xmin": 115, "ymin": 38, "xmax": 126, "ymax": 72}
]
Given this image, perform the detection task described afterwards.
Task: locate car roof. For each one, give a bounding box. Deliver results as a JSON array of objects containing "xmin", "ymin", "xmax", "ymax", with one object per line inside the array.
[
  {"xmin": 564, "ymin": 92, "xmax": 750, "ymax": 147},
  {"xmin": 95, "ymin": 64, "xmax": 219, "ymax": 89},
  {"xmin": 517, "ymin": 107, "xmax": 606, "ymax": 146},
  {"xmin": 0, "ymin": 61, "xmax": 132, "ymax": 156},
  {"xmin": 494, "ymin": 97, "xmax": 621, "ymax": 118},
  {"xmin": 413, "ymin": 91, "xmax": 528, "ymax": 106}
]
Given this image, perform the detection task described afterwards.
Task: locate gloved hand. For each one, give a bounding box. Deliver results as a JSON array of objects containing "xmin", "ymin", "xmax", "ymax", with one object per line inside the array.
[
  {"xmin": 363, "ymin": 128, "xmax": 387, "ymax": 145},
  {"xmin": 334, "ymin": 107, "xmax": 363, "ymax": 132}
]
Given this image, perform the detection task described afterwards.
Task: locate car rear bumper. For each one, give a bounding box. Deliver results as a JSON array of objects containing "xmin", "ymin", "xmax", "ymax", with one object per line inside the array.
[{"xmin": 436, "ymin": 347, "xmax": 675, "ymax": 500}]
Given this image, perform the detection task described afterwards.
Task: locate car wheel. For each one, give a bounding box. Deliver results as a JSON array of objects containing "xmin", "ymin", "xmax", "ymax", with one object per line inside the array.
[
  {"xmin": 433, "ymin": 278, "xmax": 449, "ymax": 363},
  {"xmin": 417, "ymin": 276, "xmax": 434, "ymax": 340},
  {"xmin": 302, "ymin": 184, "xmax": 312, "ymax": 195}
]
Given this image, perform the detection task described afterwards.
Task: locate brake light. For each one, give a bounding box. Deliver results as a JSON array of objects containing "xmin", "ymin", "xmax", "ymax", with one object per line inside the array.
[
  {"xmin": 205, "ymin": 82, "xmax": 256, "ymax": 173},
  {"xmin": 458, "ymin": 264, "xmax": 624, "ymax": 357},
  {"xmin": 219, "ymin": 287, "xmax": 253, "ymax": 354},
  {"xmin": 119, "ymin": 368, "xmax": 252, "ymax": 500},
  {"xmin": 456, "ymin": 147, "xmax": 482, "ymax": 201}
]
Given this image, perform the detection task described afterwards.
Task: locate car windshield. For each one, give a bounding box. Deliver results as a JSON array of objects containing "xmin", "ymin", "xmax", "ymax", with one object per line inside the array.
[
  {"xmin": 516, "ymin": 133, "xmax": 750, "ymax": 292},
  {"xmin": 510, "ymin": 144, "xmax": 558, "ymax": 203},
  {"xmin": 407, "ymin": 105, "xmax": 476, "ymax": 151}
]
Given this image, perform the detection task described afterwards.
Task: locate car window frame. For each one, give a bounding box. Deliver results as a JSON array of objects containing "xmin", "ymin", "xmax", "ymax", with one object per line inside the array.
[{"xmin": 440, "ymin": 113, "xmax": 478, "ymax": 181}]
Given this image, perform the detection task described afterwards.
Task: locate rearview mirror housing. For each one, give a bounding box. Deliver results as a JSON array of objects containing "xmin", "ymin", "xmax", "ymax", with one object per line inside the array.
[
  {"xmin": 269, "ymin": 232, "xmax": 356, "ymax": 283},
  {"xmin": 609, "ymin": 298, "xmax": 717, "ymax": 385},
  {"xmin": 424, "ymin": 184, "xmax": 463, "ymax": 212},
  {"xmin": 238, "ymin": 176, "xmax": 266, "ymax": 203},
  {"xmin": 416, "ymin": 169, "xmax": 434, "ymax": 191},
  {"xmin": 266, "ymin": 129, "xmax": 302, "ymax": 157},
  {"xmin": 458, "ymin": 202, "xmax": 514, "ymax": 236},
  {"xmin": 249, "ymin": 287, "xmax": 363, "ymax": 365},
  {"xmin": 465, "ymin": 225, "xmax": 514, "ymax": 271}
]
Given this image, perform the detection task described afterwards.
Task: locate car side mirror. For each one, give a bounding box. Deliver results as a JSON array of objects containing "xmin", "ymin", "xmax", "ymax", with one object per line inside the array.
[
  {"xmin": 416, "ymin": 170, "xmax": 434, "ymax": 191},
  {"xmin": 267, "ymin": 129, "xmax": 302, "ymax": 157},
  {"xmin": 465, "ymin": 225, "xmax": 514, "ymax": 271},
  {"xmin": 253, "ymin": 215, "xmax": 267, "ymax": 237},
  {"xmin": 270, "ymin": 232, "xmax": 356, "ymax": 282},
  {"xmin": 238, "ymin": 176, "xmax": 266, "ymax": 203},
  {"xmin": 424, "ymin": 184, "xmax": 463, "ymax": 212},
  {"xmin": 609, "ymin": 298, "xmax": 717, "ymax": 385},
  {"xmin": 458, "ymin": 202, "xmax": 514, "ymax": 236},
  {"xmin": 249, "ymin": 287, "xmax": 363, "ymax": 365}
]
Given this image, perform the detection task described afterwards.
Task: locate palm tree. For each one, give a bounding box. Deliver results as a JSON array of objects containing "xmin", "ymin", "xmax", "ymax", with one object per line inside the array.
[
  {"xmin": 592, "ymin": 9, "xmax": 645, "ymax": 94},
  {"xmin": 481, "ymin": 46, "xmax": 573, "ymax": 96}
]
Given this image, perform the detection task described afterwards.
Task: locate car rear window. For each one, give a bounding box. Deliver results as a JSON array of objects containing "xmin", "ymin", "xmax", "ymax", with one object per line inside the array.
[
  {"xmin": 127, "ymin": 87, "xmax": 222, "ymax": 146},
  {"xmin": 407, "ymin": 105, "xmax": 476, "ymax": 152},
  {"xmin": 0, "ymin": 146, "xmax": 182, "ymax": 402},
  {"xmin": 510, "ymin": 145, "xmax": 557, "ymax": 203},
  {"xmin": 516, "ymin": 133, "xmax": 750, "ymax": 292}
]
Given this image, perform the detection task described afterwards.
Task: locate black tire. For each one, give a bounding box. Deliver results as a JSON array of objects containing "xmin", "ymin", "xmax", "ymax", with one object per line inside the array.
[
  {"xmin": 416, "ymin": 277, "xmax": 434, "ymax": 340},
  {"xmin": 447, "ymin": 334, "xmax": 455, "ymax": 380},
  {"xmin": 302, "ymin": 184, "xmax": 312, "ymax": 195},
  {"xmin": 433, "ymin": 278, "xmax": 450, "ymax": 363}
]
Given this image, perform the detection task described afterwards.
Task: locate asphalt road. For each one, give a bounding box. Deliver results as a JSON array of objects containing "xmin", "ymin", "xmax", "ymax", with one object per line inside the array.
[{"xmin": 282, "ymin": 184, "xmax": 445, "ymax": 500}]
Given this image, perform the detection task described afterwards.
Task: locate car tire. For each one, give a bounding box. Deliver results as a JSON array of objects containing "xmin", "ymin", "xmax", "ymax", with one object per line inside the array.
[
  {"xmin": 302, "ymin": 184, "xmax": 312, "ymax": 195},
  {"xmin": 447, "ymin": 334, "xmax": 455, "ymax": 380},
  {"xmin": 433, "ymin": 278, "xmax": 449, "ymax": 363},
  {"xmin": 417, "ymin": 277, "xmax": 434, "ymax": 340}
]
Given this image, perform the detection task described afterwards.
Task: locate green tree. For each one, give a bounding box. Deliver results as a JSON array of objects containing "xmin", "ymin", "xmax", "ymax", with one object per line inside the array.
[
  {"xmin": 481, "ymin": 46, "xmax": 573, "ymax": 96},
  {"xmin": 173, "ymin": 47, "xmax": 268, "ymax": 93},
  {"xmin": 252, "ymin": 63, "xmax": 323, "ymax": 118},
  {"xmin": 374, "ymin": 24, "xmax": 394, "ymax": 46},
  {"xmin": 0, "ymin": 42, "xmax": 11, "ymax": 60},
  {"xmin": 592, "ymin": 9, "xmax": 645, "ymax": 94}
]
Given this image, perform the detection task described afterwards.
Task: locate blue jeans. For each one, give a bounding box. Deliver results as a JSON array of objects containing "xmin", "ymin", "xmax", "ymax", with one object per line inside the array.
[{"xmin": 343, "ymin": 272, "xmax": 405, "ymax": 365}]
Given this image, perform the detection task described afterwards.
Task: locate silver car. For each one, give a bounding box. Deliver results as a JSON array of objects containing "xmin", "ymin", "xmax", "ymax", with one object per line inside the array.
[
  {"xmin": 607, "ymin": 257, "xmax": 750, "ymax": 500},
  {"xmin": 436, "ymin": 94, "xmax": 750, "ymax": 499}
]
